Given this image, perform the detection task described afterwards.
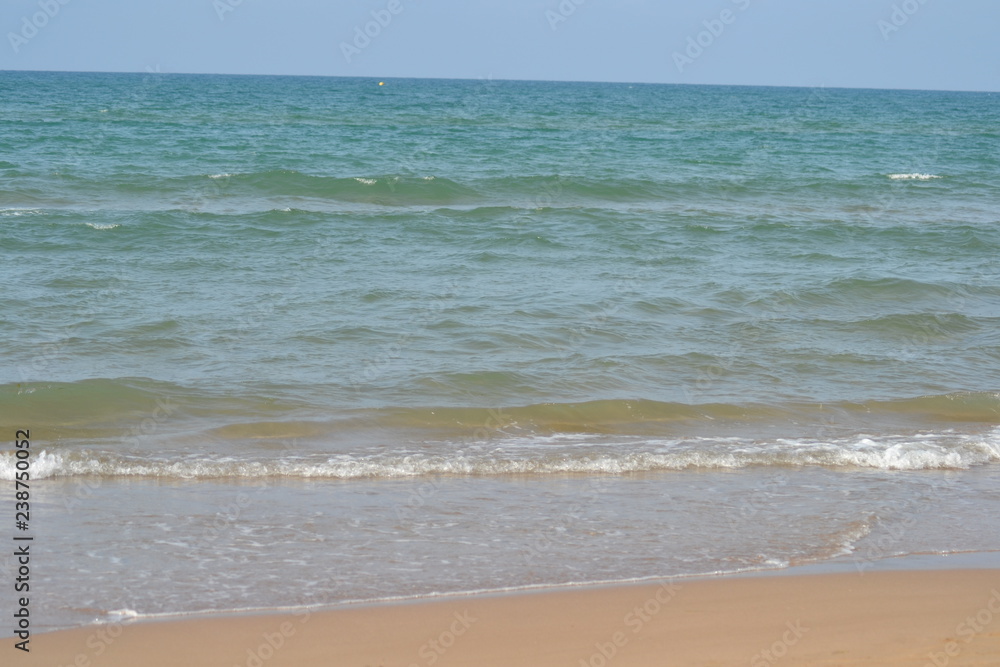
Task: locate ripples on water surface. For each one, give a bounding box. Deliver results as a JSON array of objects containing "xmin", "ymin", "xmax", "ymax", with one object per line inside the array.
[{"xmin": 1, "ymin": 73, "xmax": 999, "ymax": 630}]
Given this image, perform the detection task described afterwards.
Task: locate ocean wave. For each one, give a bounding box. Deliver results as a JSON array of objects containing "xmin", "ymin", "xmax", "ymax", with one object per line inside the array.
[
  {"xmin": 192, "ymin": 171, "xmax": 479, "ymax": 205},
  {"xmin": 777, "ymin": 276, "xmax": 969, "ymax": 306},
  {"xmin": 15, "ymin": 168, "xmax": 961, "ymax": 211},
  {"xmin": 887, "ymin": 173, "xmax": 941, "ymax": 180},
  {"xmin": 353, "ymin": 394, "xmax": 1000, "ymax": 432},
  {"xmin": 3, "ymin": 381, "xmax": 999, "ymax": 439},
  {"xmin": 0, "ymin": 208, "xmax": 42, "ymax": 217},
  {"xmin": 811, "ymin": 312, "xmax": 984, "ymax": 340},
  {"xmin": 3, "ymin": 429, "xmax": 998, "ymax": 481}
]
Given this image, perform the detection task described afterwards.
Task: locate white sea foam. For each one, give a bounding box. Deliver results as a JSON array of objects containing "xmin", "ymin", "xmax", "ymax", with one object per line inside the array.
[
  {"xmin": 0, "ymin": 450, "xmax": 64, "ymax": 480},
  {"xmin": 829, "ymin": 519, "xmax": 874, "ymax": 558},
  {"xmin": 207, "ymin": 173, "xmax": 232, "ymax": 179},
  {"xmin": 887, "ymin": 173, "xmax": 941, "ymax": 180},
  {"xmin": 4, "ymin": 430, "xmax": 997, "ymax": 481},
  {"xmin": 104, "ymin": 609, "xmax": 140, "ymax": 623},
  {"xmin": 85, "ymin": 222, "xmax": 121, "ymax": 230},
  {"xmin": 354, "ymin": 177, "xmax": 377, "ymax": 185},
  {"xmin": 0, "ymin": 208, "xmax": 42, "ymax": 217}
]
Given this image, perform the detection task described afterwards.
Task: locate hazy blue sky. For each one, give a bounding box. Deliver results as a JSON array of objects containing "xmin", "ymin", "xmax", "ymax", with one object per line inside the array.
[{"xmin": 1, "ymin": 0, "xmax": 996, "ymax": 91}]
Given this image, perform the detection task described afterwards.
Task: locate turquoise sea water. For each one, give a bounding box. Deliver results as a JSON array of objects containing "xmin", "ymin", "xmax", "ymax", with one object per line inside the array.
[{"xmin": 2, "ymin": 72, "xmax": 1000, "ymax": 631}]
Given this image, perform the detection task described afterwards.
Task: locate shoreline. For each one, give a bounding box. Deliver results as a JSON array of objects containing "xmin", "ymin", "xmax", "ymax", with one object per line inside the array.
[
  {"xmin": 42, "ymin": 551, "xmax": 1000, "ymax": 628},
  {"xmin": 20, "ymin": 560, "xmax": 1000, "ymax": 666},
  {"xmin": 26, "ymin": 551, "xmax": 1000, "ymax": 635}
]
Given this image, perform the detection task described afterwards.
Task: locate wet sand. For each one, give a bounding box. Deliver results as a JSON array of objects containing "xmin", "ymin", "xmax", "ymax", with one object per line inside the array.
[{"xmin": 19, "ymin": 569, "xmax": 1000, "ymax": 666}]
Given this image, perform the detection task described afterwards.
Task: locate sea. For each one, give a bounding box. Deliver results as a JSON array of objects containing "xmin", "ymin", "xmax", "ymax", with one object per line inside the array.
[{"xmin": 2, "ymin": 71, "xmax": 999, "ymax": 634}]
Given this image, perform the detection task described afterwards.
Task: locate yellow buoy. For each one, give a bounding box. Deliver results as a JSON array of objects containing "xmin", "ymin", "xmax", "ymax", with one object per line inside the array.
[{"xmin": 378, "ymin": 81, "xmax": 385, "ymax": 86}]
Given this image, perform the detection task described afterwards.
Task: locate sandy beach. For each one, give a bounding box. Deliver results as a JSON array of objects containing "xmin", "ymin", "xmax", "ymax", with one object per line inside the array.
[{"xmin": 18, "ymin": 568, "xmax": 1000, "ymax": 667}]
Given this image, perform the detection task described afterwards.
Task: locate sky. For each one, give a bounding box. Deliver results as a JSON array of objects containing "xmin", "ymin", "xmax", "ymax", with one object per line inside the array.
[{"xmin": 1, "ymin": 0, "xmax": 997, "ymax": 92}]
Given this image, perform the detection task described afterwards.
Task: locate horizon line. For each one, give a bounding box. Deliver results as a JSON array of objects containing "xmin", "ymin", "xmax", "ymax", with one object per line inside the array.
[{"xmin": 1, "ymin": 68, "xmax": 996, "ymax": 95}]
